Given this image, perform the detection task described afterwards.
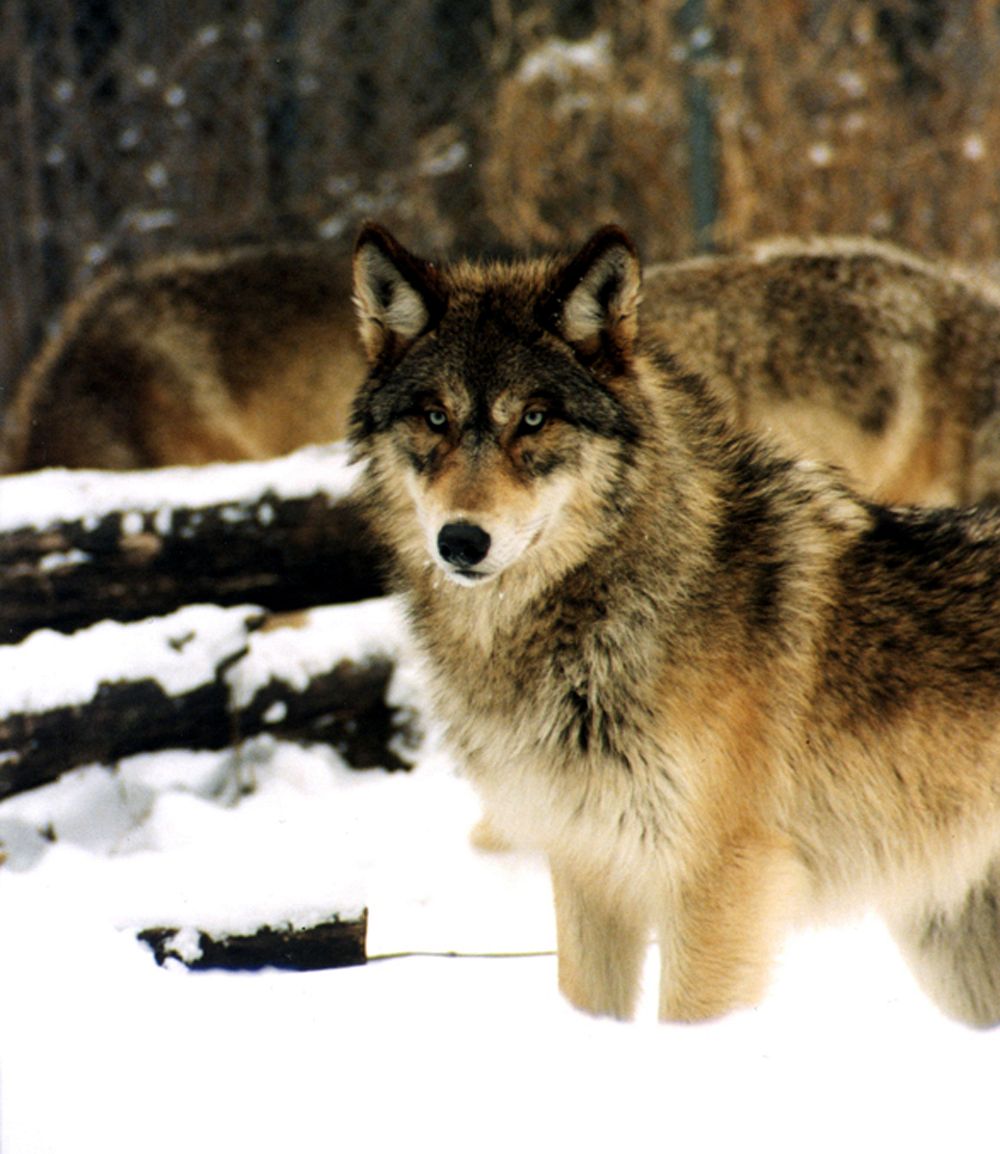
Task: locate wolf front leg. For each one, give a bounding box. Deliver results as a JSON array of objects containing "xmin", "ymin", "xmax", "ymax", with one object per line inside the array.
[
  {"xmin": 549, "ymin": 858, "xmax": 649, "ymax": 1020},
  {"xmin": 657, "ymin": 837, "xmax": 804, "ymax": 1023}
]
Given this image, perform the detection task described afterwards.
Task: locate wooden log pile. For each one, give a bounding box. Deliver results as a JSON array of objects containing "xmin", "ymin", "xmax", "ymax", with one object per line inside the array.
[
  {"xmin": 0, "ymin": 442, "xmax": 413, "ymax": 800},
  {"xmin": 0, "ymin": 444, "xmax": 418, "ymax": 970},
  {"xmin": 0, "ymin": 444, "xmax": 386, "ymax": 644},
  {"xmin": 0, "ymin": 602, "xmax": 416, "ymax": 800}
]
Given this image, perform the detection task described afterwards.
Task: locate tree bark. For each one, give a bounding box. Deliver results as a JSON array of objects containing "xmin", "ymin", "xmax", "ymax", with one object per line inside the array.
[
  {"xmin": 138, "ymin": 911, "xmax": 368, "ymax": 971},
  {"xmin": 0, "ymin": 488, "xmax": 387, "ymax": 645},
  {"xmin": 0, "ymin": 605, "xmax": 416, "ymax": 801}
]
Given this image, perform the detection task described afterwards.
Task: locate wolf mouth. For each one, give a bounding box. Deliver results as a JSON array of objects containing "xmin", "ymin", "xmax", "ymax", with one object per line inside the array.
[{"xmin": 452, "ymin": 567, "xmax": 490, "ymax": 583}]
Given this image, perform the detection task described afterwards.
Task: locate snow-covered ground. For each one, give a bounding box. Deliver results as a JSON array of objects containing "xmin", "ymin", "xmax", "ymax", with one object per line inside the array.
[{"xmin": 2, "ymin": 594, "xmax": 998, "ymax": 1153}]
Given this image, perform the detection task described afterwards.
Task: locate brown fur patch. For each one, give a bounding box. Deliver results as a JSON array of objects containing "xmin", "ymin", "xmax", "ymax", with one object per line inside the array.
[{"xmin": 642, "ymin": 236, "xmax": 1000, "ymax": 505}]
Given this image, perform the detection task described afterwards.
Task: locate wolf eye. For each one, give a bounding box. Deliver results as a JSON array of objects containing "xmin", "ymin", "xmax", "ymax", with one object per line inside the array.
[
  {"xmin": 425, "ymin": 408, "xmax": 449, "ymax": 432},
  {"xmin": 519, "ymin": 409, "xmax": 547, "ymax": 434}
]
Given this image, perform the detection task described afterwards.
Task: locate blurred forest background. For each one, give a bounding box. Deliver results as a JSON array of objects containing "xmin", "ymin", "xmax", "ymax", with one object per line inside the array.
[{"xmin": 3, "ymin": 0, "xmax": 1000, "ymax": 410}]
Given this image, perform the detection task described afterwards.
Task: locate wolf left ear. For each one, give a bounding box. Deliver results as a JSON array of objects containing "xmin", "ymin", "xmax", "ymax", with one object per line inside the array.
[
  {"xmin": 353, "ymin": 223, "xmax": 445, "ymax": 362},
  {"xmin": 541, "ymin": 225, "xmax": 641, "ymax": 368}
]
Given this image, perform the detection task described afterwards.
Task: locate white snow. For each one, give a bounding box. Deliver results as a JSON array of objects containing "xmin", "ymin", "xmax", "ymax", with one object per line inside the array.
[
  {"xmin": 0, "ymin": 440, "xmax": 361, "ymax": 534},
  {"xmin": 518, "ymin": 31, "xmax": 611, "ymax": 85},
  {"xmin": 1, "ymin": 603, "xmax": 259, "ymax": 716},
  {"xmin": 420, "ymin": 139, "xmax": 470, "ymax": 177},
  {"xmin": 225, "ymin": 597, "xmax": 408, "ymax": 710},
  {"xmin": 964, "ymin": 133, "xmax": 987, "ymax": 162},
  {"xmin": 36, "ymin": 547, "xmax": 90, "ymax": 572},
  {"xmin": 2, "ymin": 597, "xmax": 999, "ymax": 1153},
  {"xmin": 809, "ymin": 141, "xmax": 835, "ymax": 167},
  {"xmin": 158, "ymin": 925, "xmax": 204, "ymax": 964}
]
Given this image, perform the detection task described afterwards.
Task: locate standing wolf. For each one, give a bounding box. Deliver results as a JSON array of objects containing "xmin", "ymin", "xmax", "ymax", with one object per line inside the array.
[{"xmin": 351, "ymin": 222, "xmax": 1000, "ymax": 1026}]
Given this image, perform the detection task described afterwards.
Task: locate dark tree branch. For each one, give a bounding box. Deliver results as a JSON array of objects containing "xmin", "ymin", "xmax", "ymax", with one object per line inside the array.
[
  {"xmin": 0, "ymin": 488, "xmax": 387, "ymax": 645},
  {"xmin": 138, "ymin": 911, "xmax": 369, "ymax": 971}
]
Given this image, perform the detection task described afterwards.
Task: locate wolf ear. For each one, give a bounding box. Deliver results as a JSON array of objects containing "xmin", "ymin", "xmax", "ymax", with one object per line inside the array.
[
  {"xmin": 353, "ymin": 223, "xmax": 445, "ymax": 362},
  {"xmin": 542, "ymin": 225, "xmax": 641, "ymax": 368}
]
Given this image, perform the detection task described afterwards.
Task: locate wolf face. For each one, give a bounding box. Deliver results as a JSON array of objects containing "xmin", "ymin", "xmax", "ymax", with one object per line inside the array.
[{"xmin": 350, "ymin": 224, "xmax": 646, "ymax": 587}]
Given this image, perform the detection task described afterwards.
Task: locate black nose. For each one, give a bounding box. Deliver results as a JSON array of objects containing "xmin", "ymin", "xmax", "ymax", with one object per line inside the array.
[{"xmin": 437, "ymin": 522, "xmax": 491, "ymax": 568}]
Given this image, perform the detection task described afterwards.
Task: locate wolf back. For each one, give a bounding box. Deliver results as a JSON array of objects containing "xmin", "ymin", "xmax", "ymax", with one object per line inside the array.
[
  {"xmin": 0, "ymin": 243, "xmax": 365, "ymax": 472},
  {"xmin": 643, "ymin": 237, "xmax": 1000, "ymax": 506}
]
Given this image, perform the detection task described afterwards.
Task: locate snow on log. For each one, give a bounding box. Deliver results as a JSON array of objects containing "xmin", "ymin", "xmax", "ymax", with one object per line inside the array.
[
  {"xmin": 138, "ymin": 911, "xmax": 368, "ymax": 971},
  {"xmin": 0, "ymin": 443, "xmax": 387, "ymax": 644},
  {"xmin": 0, "ymin": 599, "xmax": 419, "ymax": 800}
]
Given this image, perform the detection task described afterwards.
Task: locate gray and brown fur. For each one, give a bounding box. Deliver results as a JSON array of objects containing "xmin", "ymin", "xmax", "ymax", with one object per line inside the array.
[
  {"xmin": 0, "ymin": 243, "xmax": 365, "ymax": 472},
  {"xmin": 351, "ymin": 223, "xmax": 1000, "ymax": 1027},
  {"xmin": 643, "ymin": 236, "xmax": 1000, "ymax": 506}
]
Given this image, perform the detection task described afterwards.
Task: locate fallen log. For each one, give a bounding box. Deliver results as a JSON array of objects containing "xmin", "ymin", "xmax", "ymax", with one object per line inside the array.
[
  {"xmin": 138, "ymin": 911, "xmax": 368, "ymax": 972},
  {"xmin": 0, "ymin": 599, "xmax": 418, "ymax": 800},
  {"xmin": 0, "ymin": 443, "xmax": 387, "ymax": 644}
]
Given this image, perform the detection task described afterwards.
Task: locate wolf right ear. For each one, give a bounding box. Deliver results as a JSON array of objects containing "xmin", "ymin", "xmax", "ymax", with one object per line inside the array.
[
  {"xmin": 353, "ymin": 224, "xmax": 445, "ymax": 362},
  {"xmin": 541, "ymin": 225, "xmax": 641, "ymax": 371}
]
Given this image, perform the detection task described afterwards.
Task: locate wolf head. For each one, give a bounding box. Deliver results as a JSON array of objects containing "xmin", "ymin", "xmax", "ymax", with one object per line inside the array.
[{"xmin": 350, "ymin": 224, "xmax": 648, "ymax": 588}]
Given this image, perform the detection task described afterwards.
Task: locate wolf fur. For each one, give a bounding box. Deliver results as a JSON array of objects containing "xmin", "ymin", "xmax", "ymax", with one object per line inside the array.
[
  {"xmin": 643, "ymin": 236, "xmax": 1000, "ymax": 507},
  {"xmin": 0, "ymin": 243, "xmax": 365, "ymax": 472},
  {"xmin": 350, "ymin": 223, "xmax": 1000, "ymax": 1026}
]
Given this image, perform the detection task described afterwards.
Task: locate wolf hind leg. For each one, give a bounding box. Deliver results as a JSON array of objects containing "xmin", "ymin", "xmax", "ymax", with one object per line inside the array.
[
  {"xmin": 549, "ymin": 858, "xmax": 649, "ymax": 1021},
  {"xmin": 889, "ymin": 860, "xmax": 1000, "ymax": 1028}
]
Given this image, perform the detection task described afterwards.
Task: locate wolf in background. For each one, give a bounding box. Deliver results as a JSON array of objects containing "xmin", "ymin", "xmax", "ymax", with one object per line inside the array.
[
  {"xmin": 642, "ymin": 237, "xmax": 1000, "ymax": 507},
  {"xmin": 350, "ymin": 222, "xmax": 1000, "ymax": 1026},
  {"xmin": 0, "ymin": 243, "xmax": 365, "ymax": 472}
]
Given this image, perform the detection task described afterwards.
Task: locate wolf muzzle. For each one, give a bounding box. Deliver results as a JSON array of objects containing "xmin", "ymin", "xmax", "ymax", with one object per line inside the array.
[{"xmin": 437, "ymin": 521, "xmax": 491, "ymax": 571}]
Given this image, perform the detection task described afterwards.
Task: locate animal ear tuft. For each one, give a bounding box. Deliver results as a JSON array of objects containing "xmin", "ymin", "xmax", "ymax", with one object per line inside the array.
[
  {"xmin": 353, "ymin": 223, "xmax": 444, "ymax": 361},
  {"xmin": 544, "ymin": 225, "xmax": 641, "ymax": 366}
]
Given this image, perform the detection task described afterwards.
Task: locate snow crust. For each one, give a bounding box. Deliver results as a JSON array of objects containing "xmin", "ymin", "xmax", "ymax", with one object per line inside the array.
[
  {"xmin": 0, "ymin": 440, "xmax": 361, "ymax": 533},
  {"xmin": 1, "ymin": 604, "xmax": 259, "ymax": 716},
  {"xmin": 226, "ymin": 597, "xmax": 408, "ymax": 710}
]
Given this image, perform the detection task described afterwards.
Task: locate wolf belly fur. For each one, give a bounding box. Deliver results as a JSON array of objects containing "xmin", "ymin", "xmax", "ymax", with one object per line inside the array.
[{"xmin": 350, "ymin": 222, "xmax": 1000, "ymax": 1026}]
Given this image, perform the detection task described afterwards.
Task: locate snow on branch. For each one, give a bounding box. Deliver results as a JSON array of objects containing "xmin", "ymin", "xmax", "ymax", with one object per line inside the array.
[
  {"xmin": 0, "ymin": 599, "xmax": 420, "ymax": 801},
  {"xmin": 0, "ymin": 443, "xmax": 387, "ymax": 644}
]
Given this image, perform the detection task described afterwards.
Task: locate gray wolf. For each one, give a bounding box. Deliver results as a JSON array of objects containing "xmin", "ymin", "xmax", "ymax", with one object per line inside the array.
[
  {"xmin": 0, "ymin": 243, "xmax": 365, "ymax": 472},
  {"xmin": 350, "ymin": 222, "xmax": 1000, "ymax": 1026},
  {"xmin": 643, "ymin": 236, "xmax": 1000, "ymax": 506}
]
